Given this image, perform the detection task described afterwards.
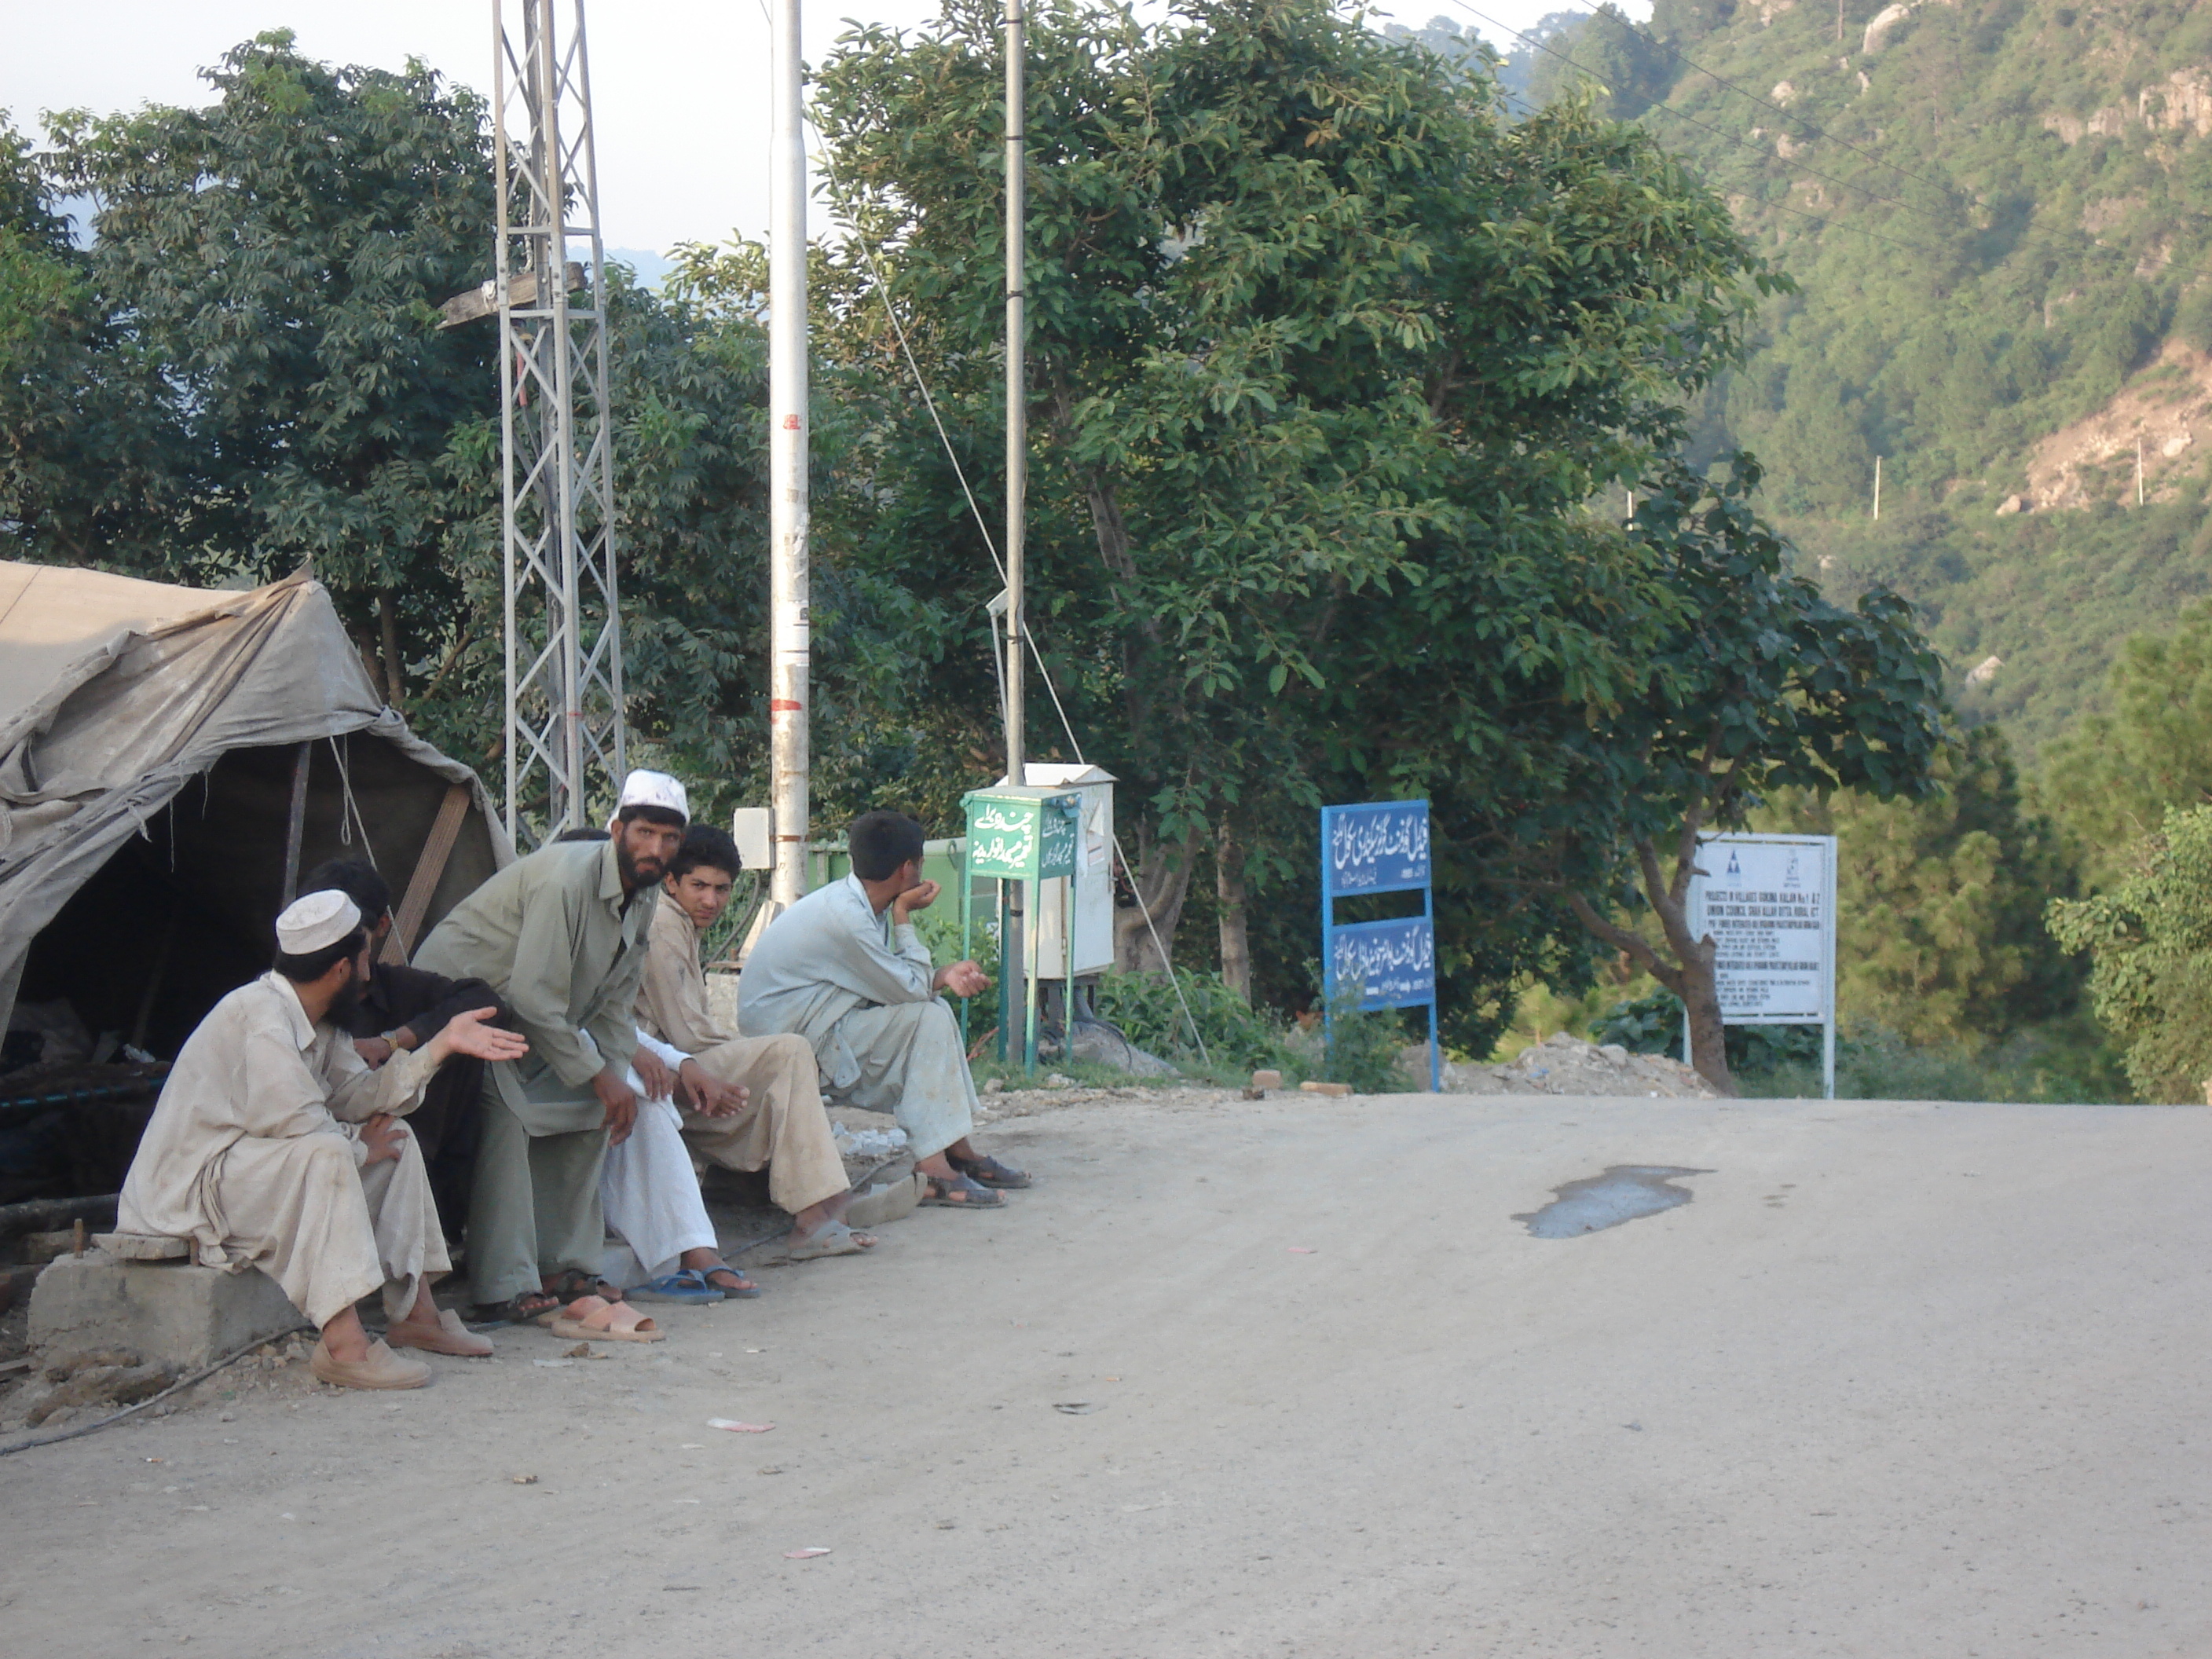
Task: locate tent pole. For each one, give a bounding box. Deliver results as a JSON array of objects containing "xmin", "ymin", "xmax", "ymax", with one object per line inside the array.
[{"xmin": 280, "ymin": 742, "xmax": 312, "ymax": 906}]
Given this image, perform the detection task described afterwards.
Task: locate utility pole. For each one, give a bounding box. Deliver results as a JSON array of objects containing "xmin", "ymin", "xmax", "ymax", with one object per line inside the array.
[
  {"xmin": 768, "ymin": 0, "xmax": 811, "ymax": 912},
  {"xmin": 493, "ymin": 0, "xmax": 624, "ymax": 846},
  {"xmin": 1002, "ymin": 0, "xmax": 1027, "ymax": 789},
  {"xmin": 1872, "ymin": 454, "xmax": 1882, "ymax": 521},
  {"xmin": 2137, "ymin": 437, "xmax": 2145, "ymax": 507}
]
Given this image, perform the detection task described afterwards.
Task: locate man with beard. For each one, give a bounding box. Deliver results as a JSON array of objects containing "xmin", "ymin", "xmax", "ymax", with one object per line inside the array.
[
  {"xmin": 118, "ymin": 891, "xmax": 528, "ymax": 1389},
  {"xmin": 301, "ymin": 857, "xmax": 502, "ymax": 1243},
  {"xmin": 413, "ymin": 771, "xmax": 687, "ymax": 1323}
]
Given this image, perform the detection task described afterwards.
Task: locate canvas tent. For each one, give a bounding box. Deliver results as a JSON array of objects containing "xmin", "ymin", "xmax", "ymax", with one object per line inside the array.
[{"xmin": 0, "ymin": 561, "xmax": 510, "ymax": 1078}]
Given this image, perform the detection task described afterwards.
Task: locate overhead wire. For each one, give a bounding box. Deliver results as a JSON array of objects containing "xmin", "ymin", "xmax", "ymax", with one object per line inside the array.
[
  {"xmin": 753, "ymin": 0, "xmax": 1209, "ymax": 1058},
  {"xmin": 1536, "ymin": 0, "xmax": 1961, "ymax": 200},
  {"xmin": 1438, "ymin": 0, "xmax": 1939, "ymax": 243}
]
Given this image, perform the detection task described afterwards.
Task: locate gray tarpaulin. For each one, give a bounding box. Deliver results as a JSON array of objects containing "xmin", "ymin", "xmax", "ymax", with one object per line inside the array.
[{"xmin": 0, "ymin": 562, "xmax": 510, "ymax": 1049}]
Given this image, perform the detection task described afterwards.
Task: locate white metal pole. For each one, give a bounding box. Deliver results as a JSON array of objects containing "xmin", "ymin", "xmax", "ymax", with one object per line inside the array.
[
  {"xmin": 1872, "ymin": 454, "xmax": 1882, "ymax": 521},
  {"xmin": 1822, "ymin": 836, "xmax": 1838, "ymax": 1099},
  {"xmin": 1003, "ymin": 0, "xmax": 1026, "ymax": 786},
  {"xmin": 769, "ymin": 0, "xmax": 811, "ymax": 910}
]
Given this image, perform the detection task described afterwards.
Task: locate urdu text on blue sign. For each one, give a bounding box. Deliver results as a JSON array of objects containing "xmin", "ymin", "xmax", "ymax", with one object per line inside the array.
[
  {"xmin": 1325, "ymin": 800, "xmax": 1430, "ymax": 893},
  {"xmin": 1329, "ymin": 917, "xmax": 1436, "ymax": 1010}
]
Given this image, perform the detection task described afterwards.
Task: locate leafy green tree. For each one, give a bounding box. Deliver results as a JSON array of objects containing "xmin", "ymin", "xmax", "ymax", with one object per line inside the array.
[
  {"xmin": 2042, "ymin": 599, "xmax": 2212, "ymax": 887},
  {"xmin": 0, "ymin": 117, "xmax": 178, "ymax": 562},
  {"xmin": 2048, "ymin": 804, "xmax": 2212, "ymax": 1104},
  {"xmin": 42, "ymin": 31, "xmax": 499, "ymax": 705},
  {"xmin": 1763, "ymin": 724, "xmax": 2080, "ymax": 1046},
  {"xmin": 1525, "ymin": 6, "xmax": 1679, "ymax": 119},
  {"xmin": 1473, "ymin": 456, "xmax": 1949, "ymax": 1093},
  {"xmin": 800, "ymin": 0, "xmax": 1782, "ymax": 1037}
]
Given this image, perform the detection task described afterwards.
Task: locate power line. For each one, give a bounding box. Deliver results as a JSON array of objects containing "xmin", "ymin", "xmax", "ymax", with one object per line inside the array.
[
  {"xmin": 1542, "ymin": 0, "xmax": 1962, "ymax": 201},
  {"xmin": 755, "ymin": 0, "xmax": 1210, "ymax": 1053},
  {"xmin": 1440, "ymin": 0, "xmax": 1939, "ymax": 227}
]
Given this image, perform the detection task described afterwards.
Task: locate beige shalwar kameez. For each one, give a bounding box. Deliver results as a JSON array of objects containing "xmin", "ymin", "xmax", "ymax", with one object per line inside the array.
[
  {"xmin": 635, "ymin": 891, "xmax": 847, "ymax": 1214},
  {"xmin": 117, "ymin": 972, "xmax": 448, "ymax": 1328},
  {"xmin": 734, "ymin": 874, "xmax": 977, "ymax": 1160},
  {"xmin": 413, "ymin": 840, "xmax": 654, "ymax": 1306}
]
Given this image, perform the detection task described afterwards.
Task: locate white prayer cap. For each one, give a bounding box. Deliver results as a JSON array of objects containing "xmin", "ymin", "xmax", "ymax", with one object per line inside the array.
[
  {"xmin": 276, "ymin": 890, "xmax": 361, "ymax": 955},
  {"xmin": 617, "ymin": 768, "xmax": 689, "ymax": 822}
]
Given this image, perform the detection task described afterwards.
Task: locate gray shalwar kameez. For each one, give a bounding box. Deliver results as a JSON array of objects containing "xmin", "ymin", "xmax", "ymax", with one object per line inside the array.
[
  {"xmin": 735, "ymin": 873, "xmax": 977, "ymax": 1159},
  {"xmin": 413, "ymin": 840, "xmax": 654, "ymax": 1306}
]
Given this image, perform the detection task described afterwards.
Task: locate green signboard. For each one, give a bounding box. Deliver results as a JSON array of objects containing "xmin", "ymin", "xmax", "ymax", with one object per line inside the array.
[{"xmin": 961, "ymin": 788, "xmax": 1080, "ymax": 881}]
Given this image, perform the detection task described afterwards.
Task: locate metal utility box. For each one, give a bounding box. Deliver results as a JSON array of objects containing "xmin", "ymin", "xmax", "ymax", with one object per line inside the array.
[{"xmin": 1005, "ymin": 764, "xmax": 1117, "ymax": 978}]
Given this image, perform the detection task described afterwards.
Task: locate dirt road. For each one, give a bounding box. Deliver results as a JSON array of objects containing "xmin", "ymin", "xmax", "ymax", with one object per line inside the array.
[{"xmin": 4, "ymin": 1089, "xmax": 2210, "ymax": 1657}]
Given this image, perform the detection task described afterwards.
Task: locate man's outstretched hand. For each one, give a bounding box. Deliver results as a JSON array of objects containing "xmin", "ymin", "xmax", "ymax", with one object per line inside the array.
[
  {"xmin": 592, "ymin": 1066, "xmax": 639, "ymax": 1146},
  {"xmin": 426, "ymin": 1006, "xmax": 529, "ymax": 1067},
  {"xmin": 892, "ymin": 878, "xmax": 942, "ymax": 924},
  {"xmin": 932, "ymin": 959, "xmax": 991, "ymax": 998}
]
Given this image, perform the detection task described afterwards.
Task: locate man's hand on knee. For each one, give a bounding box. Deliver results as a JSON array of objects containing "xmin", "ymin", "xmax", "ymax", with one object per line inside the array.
[
  {"xmin": 679, "ymin": 1059, "xmax": 747, "ymax": 1117},
  {"xmin": 932, "ymin": 959, "xmax": 991, "ymax": 998},
  {"xmin": 359, "ymin": 1114, "xmax": 408, "ymax": 1165},
  {"xmin": 593, "ymin": 1066, "xmax": 639, "ymax": 1145},
  {"xmin": 634, "ymin": 1046, "xmax": 674, "ymax": 1101}
]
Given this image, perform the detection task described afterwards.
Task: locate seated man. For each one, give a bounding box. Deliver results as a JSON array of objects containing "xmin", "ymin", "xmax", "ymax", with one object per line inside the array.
[
  {"xmin": 302, "ymin": 857, "xmax": 503, "ymax": 1243},
  {"xmin": 118, "ymin": 892, "xmax": 527, "ymax": 1390},
  {"xmin": 737, "ymin": 810, "xmax": 1027, "ymax": 1208},
  {"xmin": 412, "ymin": 771, "xmax": 679, "ymax": 1324},
  {"xmin": 638, "ymin": 824, "xmax": 874, "ymax": 1263}
]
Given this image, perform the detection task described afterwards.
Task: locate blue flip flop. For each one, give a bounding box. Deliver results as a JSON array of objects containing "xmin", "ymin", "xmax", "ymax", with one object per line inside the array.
[{"xmin": 627, "ymin": 1269, "xmax": 723, "ymax": 1305}]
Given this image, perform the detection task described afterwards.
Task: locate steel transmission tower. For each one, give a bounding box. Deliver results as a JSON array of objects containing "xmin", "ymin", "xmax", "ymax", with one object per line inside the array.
[{"xmin": 494, "ymin": 0, "xmax": 625, "ymax": 845}]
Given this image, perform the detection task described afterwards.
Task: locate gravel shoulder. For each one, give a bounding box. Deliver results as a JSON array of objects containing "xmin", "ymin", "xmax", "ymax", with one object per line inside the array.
[{"xmin": 2, "ymin": 1087, "xmax": 2207, "ymax": 1657}]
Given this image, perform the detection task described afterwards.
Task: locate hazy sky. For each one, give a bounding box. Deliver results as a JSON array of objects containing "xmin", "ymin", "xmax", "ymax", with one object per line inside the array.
[{"xmin": 2, "ymin": 0, "xmax": 1611, "ymax": 254}]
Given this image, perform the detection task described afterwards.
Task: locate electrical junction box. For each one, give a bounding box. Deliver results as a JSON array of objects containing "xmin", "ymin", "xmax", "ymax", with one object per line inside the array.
[
  {"xmin": 1002, "ymin": 764, "xmax": 1117, "ymax": 978},
  {"xmin": 731, "ymin": 807, "xmax": 774, "ymax": 873}
]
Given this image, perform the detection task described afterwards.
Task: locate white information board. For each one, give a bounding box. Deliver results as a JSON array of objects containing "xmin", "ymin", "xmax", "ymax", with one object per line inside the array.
[{"xmin": 1686, "ymin": 833, "xmax": 1837, "ymax": 1096}]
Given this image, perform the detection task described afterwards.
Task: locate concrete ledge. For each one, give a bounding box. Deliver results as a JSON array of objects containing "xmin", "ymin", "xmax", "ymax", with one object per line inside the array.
[{"xmin": 28, "ymin": 1249, "xmax": 306, "ymax": 1370}]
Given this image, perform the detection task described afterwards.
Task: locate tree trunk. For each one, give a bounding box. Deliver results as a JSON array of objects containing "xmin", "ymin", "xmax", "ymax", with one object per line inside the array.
[
  {"xmin": 1216, "ymin": 816, "xmax": 1251, "ymax": 1002},
  {"xmin": 377, "ymin": 588, "xmax": 406, "ymax": 708},
  {"xmin": 1114, "ymin": 826, "xmax": 1196, "ymax": 973},
  {"xmin": 1560, "ymin": 819, "xmax": 1738, "ymax": 1095}
]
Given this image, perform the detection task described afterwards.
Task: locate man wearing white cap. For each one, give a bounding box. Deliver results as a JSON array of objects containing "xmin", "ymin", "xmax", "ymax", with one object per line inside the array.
[
  {"xmin": 119, "ymin": 891, "xmax": 530, "ymax": 1390},
  {"xmin": 414, "ymin": 769, "xmax": 689, "ymax": 1323}
]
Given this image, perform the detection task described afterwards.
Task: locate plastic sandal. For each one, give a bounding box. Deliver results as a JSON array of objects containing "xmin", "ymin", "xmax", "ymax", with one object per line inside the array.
[
  {"xmin": 698, "ymin": 1262, "xmax": 764, "ymax": 1298},
  {"xmin": 547, "ymin": 1295, "xmax": 664, "ymax": 1343},
  {"xmin": 920, "ymin": 1171, "xmax": 1006, "ymax": 1209},
  {"xmin": 948, "ymin": 1151, "xmax": 1032, "ymax": 1189},
  {"xmin": 628, "ymin": 1269, "xmax": 723, "ymax": 1305}
]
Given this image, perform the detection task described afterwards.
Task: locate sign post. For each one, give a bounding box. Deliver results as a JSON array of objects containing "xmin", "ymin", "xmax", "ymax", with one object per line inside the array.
[
  {"xmin": 1685, "ymin": 833, "xmax": 1838, "ymax": 1098},
  {"xmin": 1320, "ymin": 800, "xmax": 1439, "ymax": 1091},
  {"xmin": 961, "ymin": 786, "xmax": 1081, "ymax": 1075}
]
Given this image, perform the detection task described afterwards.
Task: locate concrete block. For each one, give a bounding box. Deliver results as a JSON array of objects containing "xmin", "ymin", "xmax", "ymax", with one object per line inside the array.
[{"xmin": 28, "ymin": 1248, "xmax": 305, "ymax": 1371}]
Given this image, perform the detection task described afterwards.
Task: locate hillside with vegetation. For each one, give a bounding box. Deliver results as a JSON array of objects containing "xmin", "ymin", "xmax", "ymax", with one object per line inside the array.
[{"xmin": 1426, "ymin": 0, "xmax": 2212, "ymax": 756}]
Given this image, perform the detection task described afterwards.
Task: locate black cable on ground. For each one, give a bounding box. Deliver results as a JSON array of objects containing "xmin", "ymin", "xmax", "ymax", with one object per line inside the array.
[{"xmin": 0, "ymin": 1322, "xmax": 317, "ymax": 1459}]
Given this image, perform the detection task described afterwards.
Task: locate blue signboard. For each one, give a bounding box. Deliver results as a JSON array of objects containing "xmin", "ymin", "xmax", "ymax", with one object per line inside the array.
[
  {"xmin": 1325, "ymin": 800, "xmax": 1430, "ymax": 893},
  {"xmin": 1329, "ymin": 917, "xmax": 1435, "ymax": 1009},
  {"xmin": 1320, "ymin": 800, "xmax": 1440, "ymax": 1090}
]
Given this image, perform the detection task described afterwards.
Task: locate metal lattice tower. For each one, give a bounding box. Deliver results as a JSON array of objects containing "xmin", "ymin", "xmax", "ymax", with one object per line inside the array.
[{"xmin": 494, "ymin": 0, "xmax": 625, "ymax": 846}]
